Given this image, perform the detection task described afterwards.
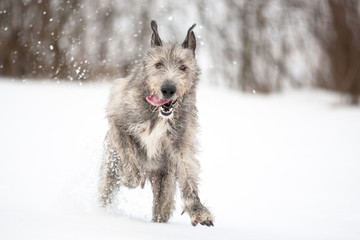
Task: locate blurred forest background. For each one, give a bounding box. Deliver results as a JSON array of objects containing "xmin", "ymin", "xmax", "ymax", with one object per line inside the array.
[{"xmin": 0, "ymin": 0, "xmax": 359, "ymax": 104}]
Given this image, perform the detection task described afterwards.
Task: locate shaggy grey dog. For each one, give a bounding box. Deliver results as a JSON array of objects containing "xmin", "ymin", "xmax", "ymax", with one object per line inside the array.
[{"xmin": 99, "ymin": 20, "xmax": 214, "ymax": 227}]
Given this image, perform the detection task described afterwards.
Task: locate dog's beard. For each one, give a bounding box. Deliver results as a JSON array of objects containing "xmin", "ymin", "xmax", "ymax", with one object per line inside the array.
[{"xmin": 146, "ymin": 94, "xmax": 177, "ymax": 118}]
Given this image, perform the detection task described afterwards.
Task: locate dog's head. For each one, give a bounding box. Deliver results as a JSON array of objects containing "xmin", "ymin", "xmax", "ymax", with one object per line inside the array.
[{"xmin": 144, "ymin": 20, "xmax": 199, "ymax": 118}]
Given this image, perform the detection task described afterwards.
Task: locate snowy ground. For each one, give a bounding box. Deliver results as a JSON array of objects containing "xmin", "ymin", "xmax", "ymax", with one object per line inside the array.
[{"xmin": 0, "ymin": 79, "xmax": 359, "ymax": 240}]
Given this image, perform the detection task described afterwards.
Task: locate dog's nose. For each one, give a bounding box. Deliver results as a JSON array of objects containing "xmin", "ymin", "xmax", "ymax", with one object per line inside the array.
[{"xmin": 161, "ymin": 85, "xmax": 176, "ymax": 99}]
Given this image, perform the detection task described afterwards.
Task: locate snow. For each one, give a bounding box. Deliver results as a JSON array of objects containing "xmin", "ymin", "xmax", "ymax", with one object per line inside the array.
[{"xmin": 0, "ymin": 80, "xmax": 360, "ymax": 239}]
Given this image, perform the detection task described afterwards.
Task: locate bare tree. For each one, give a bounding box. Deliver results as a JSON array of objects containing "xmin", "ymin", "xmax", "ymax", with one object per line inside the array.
[
  {"xmin": 198, "ymin": 0, "xmax": 309, "ymax": 93},
  {"xmin": 310, "ymin": 0, "xmax": 360, "ymax": 104},
  {"xmin": 327, "ymin": 0, "xmax": 360, "ymax": 104}
]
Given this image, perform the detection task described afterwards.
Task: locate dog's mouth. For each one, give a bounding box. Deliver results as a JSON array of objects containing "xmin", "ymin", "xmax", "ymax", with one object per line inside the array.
[{"xmin": 146, "ymin": 94, "xmax": 177, "ymax": 117}]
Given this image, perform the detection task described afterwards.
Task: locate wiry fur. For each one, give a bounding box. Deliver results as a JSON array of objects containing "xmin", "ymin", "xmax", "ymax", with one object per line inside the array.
[{"xmin": 98, "ymin": 21, "xmax": 214, "ymax": 227}]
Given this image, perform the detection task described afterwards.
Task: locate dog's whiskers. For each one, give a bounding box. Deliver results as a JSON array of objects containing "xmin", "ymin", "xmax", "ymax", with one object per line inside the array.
[{"xmin": 150, "ymin": 105, "xmax": 159, "ymax": 113}]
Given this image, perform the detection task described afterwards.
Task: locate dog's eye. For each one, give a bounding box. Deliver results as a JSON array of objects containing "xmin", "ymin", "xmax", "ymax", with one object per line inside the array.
[
  {"xmin": 155, "ymin": 62, "xmax": 163, "ymax": 69},
  {"xmin": 179, "ymin": 65, "xmax": 187, "ymax": 72}
]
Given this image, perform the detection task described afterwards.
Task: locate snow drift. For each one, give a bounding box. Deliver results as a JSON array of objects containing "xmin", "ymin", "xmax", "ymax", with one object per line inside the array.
[{"xmin": 0, "ymin": 80, "xmax": 359, "ymax": 240}]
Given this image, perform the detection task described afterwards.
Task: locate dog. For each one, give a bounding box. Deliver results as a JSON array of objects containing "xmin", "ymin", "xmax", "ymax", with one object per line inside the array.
[{"xmin": 98, "ymin": 20, "xmax": 214, "ymax": 227}]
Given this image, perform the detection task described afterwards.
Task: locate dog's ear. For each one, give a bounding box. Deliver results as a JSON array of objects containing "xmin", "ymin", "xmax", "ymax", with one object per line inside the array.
[
  {"xmin": 150, "ymin": 20, "xmax": 162, "ymax": 47},
  {"xmin": 182, "ymin": 24, "xmax": 196, "ymax": 55}
]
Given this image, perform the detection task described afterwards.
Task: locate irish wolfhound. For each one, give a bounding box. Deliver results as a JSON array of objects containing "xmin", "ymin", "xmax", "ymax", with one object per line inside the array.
[{"xmin": 99, "ymin": 20, "xmax": 214, "ymax": 227}]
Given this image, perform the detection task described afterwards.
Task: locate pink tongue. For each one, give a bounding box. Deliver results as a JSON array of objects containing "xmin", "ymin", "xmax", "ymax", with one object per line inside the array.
[{"xmin": 146, "ymin": 95, "xmax": 171, "ymax": 106}]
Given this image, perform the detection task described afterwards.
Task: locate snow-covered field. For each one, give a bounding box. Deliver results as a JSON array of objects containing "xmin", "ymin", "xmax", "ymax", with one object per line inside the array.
[{"xmin": 0, "ymin": 79, "xmax": 359, "ymax": 240}]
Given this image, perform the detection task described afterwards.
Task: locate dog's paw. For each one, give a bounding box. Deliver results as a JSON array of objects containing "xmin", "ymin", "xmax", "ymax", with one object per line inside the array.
[
  {"xmin": 184, "ymin": 205, "xmax": 214, "ymax": 227},
  {"xmin": 191, "ymin": 213, "xmax": 214, "ymax": 227}
]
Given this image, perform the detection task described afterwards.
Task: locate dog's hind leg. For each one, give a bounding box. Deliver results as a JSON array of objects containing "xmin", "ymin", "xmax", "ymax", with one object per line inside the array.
[{"xmin": 150, "ymin": 170, "xmax": 177, "ymax": 223}]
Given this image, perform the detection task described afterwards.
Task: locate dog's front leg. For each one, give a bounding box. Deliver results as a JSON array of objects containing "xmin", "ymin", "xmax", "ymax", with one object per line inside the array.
[
  {"xmin": 99, "ymin": 122, "xmax": 141, "ymax": 206},
  {"xmin": 176, "ymin": 157, "xmax": 214, "ymax": 227},
  {"xmin": 150, "ymin": 170, "xmax": 177, "ymax": 223}
]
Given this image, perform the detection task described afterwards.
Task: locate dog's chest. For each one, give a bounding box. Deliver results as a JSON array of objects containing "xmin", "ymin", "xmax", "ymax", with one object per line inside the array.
[{"xmin": 137, "ymin": 120, "xmax": 170, "ymax": 161}]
